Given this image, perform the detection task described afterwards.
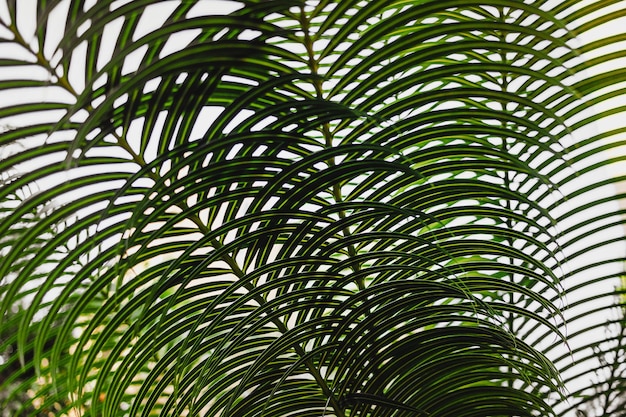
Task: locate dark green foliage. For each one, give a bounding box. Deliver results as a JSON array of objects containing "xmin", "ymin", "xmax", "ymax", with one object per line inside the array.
[{"xmin": 1, "ymin": 1, "xmax": 625, "ymax": 416}]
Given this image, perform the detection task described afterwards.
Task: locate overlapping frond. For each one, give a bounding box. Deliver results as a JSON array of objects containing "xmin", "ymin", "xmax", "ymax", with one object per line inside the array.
[{"xmin": 1, "ymin": 0, "xmax": 625, "ymax": 416}]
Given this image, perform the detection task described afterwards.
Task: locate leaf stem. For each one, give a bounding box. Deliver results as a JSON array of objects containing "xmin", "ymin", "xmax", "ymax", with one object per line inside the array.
[
  {"xmin": 300, "ymin": 7, "xmax": 363, "ymax": 291},
  {"xmin": 7, "ymin": 23, "xmax": 78, "ymax": 97}
]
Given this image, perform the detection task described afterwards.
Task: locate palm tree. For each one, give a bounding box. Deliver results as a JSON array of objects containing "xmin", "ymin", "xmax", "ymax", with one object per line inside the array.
[{"xmin": 1, "ymin": 0, "xmax": 626, "ymax": 415}]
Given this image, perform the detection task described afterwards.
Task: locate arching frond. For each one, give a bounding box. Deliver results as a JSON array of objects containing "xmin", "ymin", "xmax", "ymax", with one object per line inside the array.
[{"xmin": 1, "ymin": 1, "xmax": 625, "ymax": 416}]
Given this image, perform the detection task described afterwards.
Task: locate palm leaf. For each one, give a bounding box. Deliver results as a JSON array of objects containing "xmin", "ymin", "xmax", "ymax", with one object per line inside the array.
[{"xmin": 1, "ymin": 0, "xmax": 626, "ymax": 416}]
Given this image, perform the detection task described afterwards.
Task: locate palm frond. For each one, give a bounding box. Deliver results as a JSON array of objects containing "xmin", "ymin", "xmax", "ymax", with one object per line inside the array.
[{"xmin": 1, "ymin": 1, "xmax": 626, "ymax": 416}]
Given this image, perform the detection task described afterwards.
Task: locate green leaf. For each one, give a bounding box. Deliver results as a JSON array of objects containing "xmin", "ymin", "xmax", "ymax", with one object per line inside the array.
[{"xmin": 2, "ymin": 1, "xmax": 626, "ymax": 416}]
